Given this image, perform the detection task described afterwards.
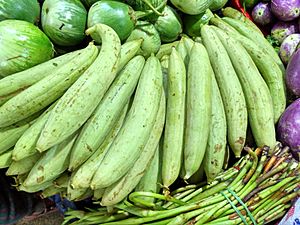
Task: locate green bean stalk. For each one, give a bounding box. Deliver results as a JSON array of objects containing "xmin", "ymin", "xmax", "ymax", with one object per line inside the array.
[{"xmin": 63, "ymin": 144, "xmax": 300, "ymax": 225}]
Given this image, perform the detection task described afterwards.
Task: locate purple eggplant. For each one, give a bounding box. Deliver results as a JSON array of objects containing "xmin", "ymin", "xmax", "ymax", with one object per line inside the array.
[
  {"xmin": 271, "ymin": 0, "xmax": 300, "ymax": 21},
  {"xmin": 271, "ymin": 21, "xmax": 299, "ymax": 44},
  {"xmin": 252, "ymin": 2, "xmax": 273, "ymax": 26},
  {"xmin": 277, "ymin": 98, "xmax": 300, "ymax": 160},
  {"xmin": 279, "ymin": 34, "xmax": 300, "ymax": 64},
  {"xmin": 286, "ymin": 48, "xmax": 300, "ymax": 96}
]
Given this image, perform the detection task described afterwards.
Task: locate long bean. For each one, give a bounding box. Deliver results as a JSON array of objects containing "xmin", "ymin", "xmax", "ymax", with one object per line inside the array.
[{"xmin": 63, "ymin": 145, "xmax": 299, "ymax": 225}]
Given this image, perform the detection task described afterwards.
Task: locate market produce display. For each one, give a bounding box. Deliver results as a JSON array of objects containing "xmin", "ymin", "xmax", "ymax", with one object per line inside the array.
[
  {"xmin": 62, "ymin": 145, "xmax": 300, "ymax": 224},
  {"xmin": 251, "ymin": 0, "xmax": 300, "ymax": 64},
  {"xmin": 0, "ymin": 0, "xmax": 298, "ymax": 224}
]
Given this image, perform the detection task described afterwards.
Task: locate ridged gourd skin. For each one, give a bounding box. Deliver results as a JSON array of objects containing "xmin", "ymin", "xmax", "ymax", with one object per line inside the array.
[
  {"xmin": 70, "ymin": 104, "xmax": 129, "ymax": 189},
  {"xmin": 213, "ymin": 27, "xmax": 277, "ymax": 151},
  {"xmin": 0, "ymin": 48, "xmax": 84, "ymax": 106},
  {"xmin": 0, "ymin": 20, "xmax": 54, "ymax": 77},
  {"xmin": 6, "ymin": 153, "xmax": 41, "ymax": 176},
  {"xmin": 209, "ymin": 17, "xmax": 286, "ymax": 123},
  {"xmin": 0, "ymin": 149, "xmax": 12, "ymax": 169},
  {"xmin": 36, "ymin": 24, "xmax": 121, "ymax": 152},
  {"xmin": 0, "ymin": 43, "xmax": 98, "ymax": 128},
  {"xmin": 183, "ymin": 42, "xmax": 212, "ymax": 180},
  {"xmin": 100, "ymin": 91, "xmax": 165, "ymax": 206},
  {"xmin": 203, "ymin": 69, "xmax": 227, "ymax": 183},
  {"xmin": 90, "ymin": 55, "xmax": 163, "ymax": 190},
  {"xmin": 161, "ymin": 48, "xmax": 186, "ymax": 188},
  {"xmin": 201, "ymin": 25, "xmax": 247, "ymax": 158},
  {"xmin": 68, "ymin": 55, "xmax": 145, "ymax": 171},
  {"xmin": 12, "ymin": 103, "xmax": 57, "ymax": 161},
  {"xmin": 170, "ymin": 0, "xmax": 213, "ymax": 15},
  {"xmin": 135, "ymin": 146, "xmax": 160, "ymax": 196},
  {"xmin": 23, "ymin": 133, "xmax": 78, "ymax": 188},
  {"xmin": 41, "ymin": 0, "xmax": 87, "ymax": 46},
  {"xmin": 221, "ymin": 17, "xmax": 285, "ymax": 74},
  {"xmin": 0, "ymin": 0, "xmax": 40, "ymax": 24}
]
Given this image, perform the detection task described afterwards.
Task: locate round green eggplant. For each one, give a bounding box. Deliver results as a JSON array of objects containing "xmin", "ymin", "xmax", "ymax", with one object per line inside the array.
[
  {"xmin": 183, "ymin": 9, "xmax": 214, "ymax": 37},
  {"xmin": 126, "ymin": 21, "xmax": 161, "ymax": 58},
  {"xmin": 41, "ymin": 0, "xmax": 87, "ymax": 46},
  {"xmin": 170, "ymin": 0, "xmax": 213, "ymax": 15},
  {"xmin": 154, "ymin": 6, "xmax": 182, "ymax": 43},
  {"xmin": 0, "ymin": 0, "xmax": 40, "ymax": 24},
  {"xmin": 0, "ymin": 20, "xmax": 54, "ymax": 77},
  {"xmin": 88, "ymin": 1, "xmax": 136, "ymax": 41}
]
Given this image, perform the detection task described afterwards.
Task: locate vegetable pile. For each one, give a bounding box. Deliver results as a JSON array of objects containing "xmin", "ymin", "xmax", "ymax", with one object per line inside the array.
[
  {"xmin": 251, "ymin": 0, "xmax": 300, "ymax": 65},
  {"xmin": 63, "ymin": 144, "xmax": 300, "ymax": 225},
  {"xmin": 0, "ymin": 10, "xmax": 287, "ymax": 203},
  {"xmin": 0, "ymin": 0, "xmax": 298, "ymax": 224}
]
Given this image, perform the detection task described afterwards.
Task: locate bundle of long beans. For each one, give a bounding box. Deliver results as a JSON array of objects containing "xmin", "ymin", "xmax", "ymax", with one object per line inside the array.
[{"xmin": 63, "ymin": 144, "xmax": 300, "ymax": 225}]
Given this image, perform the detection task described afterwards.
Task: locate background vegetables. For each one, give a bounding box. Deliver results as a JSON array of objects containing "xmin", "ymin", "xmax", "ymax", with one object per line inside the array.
[
  {"xmin": 41, "ymin": 0, "xmax": 87, "ymax": 46},
  {"xmin": 170, "ymin": 0, "xmax": 213, "ymax": 15},
  {"xmin": 0, "ymin": 20, "xmax": 54, "ymax": 77},
  {"xmin": 87, "ymin": 1, "xmax": 136, "ymax": 42},
  {"xmin": 277, "ymin": 98, "xmax": 300, "ymax": 159},
  {"xmin": 0, "ymin": 0, "xmax": 298, "ymax": 223},
  {"xmin": 0, "ymin": 0, "xmax": 40, "ymax": 24},
  {"xmin": 271, "ymin": 21, "xmax": 299, "ymax": 44},
  {"xmin": 271, "ymin": 0, "xmax": 300, "ymax": 21},
  {"xmin": 252, "ymin": 2, "xmax": 273, "ymax": 26},
  {"xmin": 285, "ymin": 48, "xmax": 300, "ymax": 96},
  {"xmin": 154, "ymin": 6, "xmax": 183, "ymax": 42},
  {"xmin": 279, "ymin": 33, "xmax": 300, "ymax": 64},
  {"xmin": 126, "ymin": 21, "xmax": 161, "ymax": 57}
]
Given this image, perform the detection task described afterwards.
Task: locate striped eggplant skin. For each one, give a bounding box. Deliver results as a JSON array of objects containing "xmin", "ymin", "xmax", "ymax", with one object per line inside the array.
[
  {"xmin": 88, "ymin": 1, "xmax": 136, "ymax": 42},
  {"xmin": 41, "ymin": 0, "xmax": 87, "ymax": 46},
  {"xmin": 0, "ymin": 0, "xmax": 40, "ymax": 24},
  {"xmin": 0, "ymin": 20, "xmax": 54, "ymax": 77}
]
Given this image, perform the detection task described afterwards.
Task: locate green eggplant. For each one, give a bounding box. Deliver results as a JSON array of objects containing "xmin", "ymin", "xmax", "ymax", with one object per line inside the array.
[
  {"xmin": 183, "ymin": 9, "xmax": 214, "ymax": 37},
  {"xmin": 170, "ymin": 0, "xmax": 213, "ymax": 15},
  {"xmin": 0, "ymin": 0, "xmax": 40, "ymax": 24},
  {"xmin": 41, "ymin": 0, "xmax": 87, "ymax": 46},
  {"xmin": 154, "ymin": 6, "xmax": 183, "ymax": 43},
  {"xmin": 126, "ymin": 21, "xmax": 161, "ymax": 57}
]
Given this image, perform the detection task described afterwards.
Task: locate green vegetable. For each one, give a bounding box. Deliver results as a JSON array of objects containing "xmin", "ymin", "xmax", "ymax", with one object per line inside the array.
[
  {"xmin": 126, "ymin": 21, "xmax": 161, "ymax": 57},
  {"xmin": 170, "ymin": 0, "xmax": 213, "ymax": 15},
  {"xmin": 0, "ymin": 20, "xmax": 54, "ymax": 77},
  {"xmin": 242, "ymin": 0, "xmax": 259, "ymax": 9},
  {"xmin": 41, "ymin": 0, "xmax": 87, "ymax": 46},
  {"xmin": 88, "ymin": 1, "xmax": 136, "ymax": 41},
  {"xmin": 183, "ymin": 9, "xmax": 213, "ymax": 37},
  {"xmin": 0, "ymin": 0, "xmax": 40, "ymax": 24},
  {"xmin": 154, "ymin": 6, "xmax": 182, "ymax": 42},
  {"xmin": 126, "ymin": 0, "xmax": 167, "ymax": 22},
  {"xmin": 209, "ymin": 0, "xmax": 228, "ymax": 11},
  {"xmin": 63, "ymin": 146, "xmax": 300, "ymax": 225}
]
